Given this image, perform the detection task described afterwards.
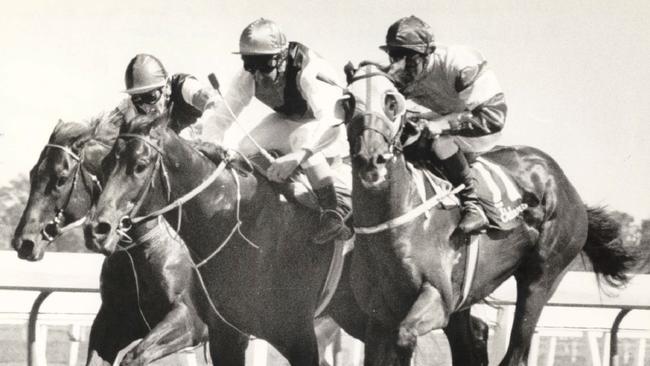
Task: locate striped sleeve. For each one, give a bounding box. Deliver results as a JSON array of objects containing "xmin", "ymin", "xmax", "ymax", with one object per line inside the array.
[{"xmin": 450, "ymin": 47, "xmax": 507, "ymax": 137}]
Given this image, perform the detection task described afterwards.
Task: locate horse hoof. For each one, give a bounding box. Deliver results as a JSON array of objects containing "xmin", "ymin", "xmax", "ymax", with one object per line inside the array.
[{"xmin": 397, "ymin": 326, "xmax": 417, "ymax": 349}]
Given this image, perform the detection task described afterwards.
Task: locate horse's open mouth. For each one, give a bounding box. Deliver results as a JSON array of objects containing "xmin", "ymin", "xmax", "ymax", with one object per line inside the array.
[
  {"xmin": 358, "ymin": 166, "xmax": 388, "ymax": 190},
  {"xmin": 84, "ymin": 221, "xmax": 119, "ymax": 256}
]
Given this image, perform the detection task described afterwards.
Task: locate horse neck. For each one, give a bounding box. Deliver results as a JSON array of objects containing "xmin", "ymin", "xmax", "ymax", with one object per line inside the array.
[
  {"xmin": 130, "ymin": 217, "xmax": 182, "ymax": 258},
  {"xmin": 155, "ymin": 133, "xmax": 268, "ymax": 254},
  {"xmin": 352, "ymin": 155, "xmax": 421, "ymax": 228}
]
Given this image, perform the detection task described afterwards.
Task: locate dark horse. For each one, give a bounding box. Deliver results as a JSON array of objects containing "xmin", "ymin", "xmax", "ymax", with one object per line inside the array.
[
  {"xmin": 84, "ymin": 112, "xmax": 492, "ymax": 365},
  {"xmin": 12, "ymin": 117, "xmax": 211, "ymax": 365},
  {"xmin": 340, "ymin": 64, "xmax": 637, "ymax": 366}
]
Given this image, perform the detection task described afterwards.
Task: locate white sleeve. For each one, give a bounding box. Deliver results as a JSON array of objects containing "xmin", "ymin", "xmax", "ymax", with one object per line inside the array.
[
  {"xmin": 297, "ymin": 58, "xmax": 343, "ymax": 152},
  {"xmin": 201, "ymin": 69, "xmax": 254, "ymax": 144}
]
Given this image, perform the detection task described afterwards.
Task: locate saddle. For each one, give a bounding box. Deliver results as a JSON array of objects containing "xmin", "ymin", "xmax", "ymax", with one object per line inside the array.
[{"xmin": 195, "ymin": 142, "xmax": 351, "ymax": 316}]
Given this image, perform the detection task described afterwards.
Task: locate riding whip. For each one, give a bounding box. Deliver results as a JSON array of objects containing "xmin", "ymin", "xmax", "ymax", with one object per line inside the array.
[{"xmin": 207, "ymin": 73, "xmax": 275, "ymax": 162}]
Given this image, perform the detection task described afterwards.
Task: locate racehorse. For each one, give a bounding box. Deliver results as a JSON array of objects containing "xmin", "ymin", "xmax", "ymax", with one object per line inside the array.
[
  {"xmin": 340, "ymin": 63, "xmax": 637, "ymax": 366},
  {"xmin": 84, "ymin": 111, "xmax": 492, "ymax": 365},
  {"xmin": 10, "ymin": 115, "xmax": 393, "ymax": 366},
  {"xmin": 11, "ymin": 116, "xmax": 213, "ymax": 365}
]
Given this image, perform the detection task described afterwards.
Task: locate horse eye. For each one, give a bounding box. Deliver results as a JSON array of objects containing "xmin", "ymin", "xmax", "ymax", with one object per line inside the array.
[
  {"xmin": 134, "ymin": 163, "xmax": 147, "ymax": 174},
  {"xmin": 384, "ymin": 94, "xmax": 399, "ymax": 121},
  {"xmin": 56, "ymin": 176, "xmax": 68, "ymax": 187}
]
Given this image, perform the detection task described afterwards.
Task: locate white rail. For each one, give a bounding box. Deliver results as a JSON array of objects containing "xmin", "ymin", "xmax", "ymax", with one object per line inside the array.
[{"xmin": 2, "ymin": 251, "xmax": 649, "ymax": 366}]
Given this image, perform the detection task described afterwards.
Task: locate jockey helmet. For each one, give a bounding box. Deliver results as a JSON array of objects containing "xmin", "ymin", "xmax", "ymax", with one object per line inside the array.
[
  {"xmin": 124, "ymin": 54, "xmax": 168, "ymax": 95},
  {"xmin": 380, "ymin": 15, "xmax": 435, "ymax": 55},
  {"xmin": 234, "ymin": 18, "xmax": 288, "ymax": 55}
]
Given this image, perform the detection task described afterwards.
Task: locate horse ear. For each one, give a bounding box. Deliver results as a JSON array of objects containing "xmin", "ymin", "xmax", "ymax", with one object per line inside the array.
[
  {"xmin": 344, "ymin": 62, "xmax": 356, "ymax": 85},
  {"xmin": 71, "ymin": 133, "xmax": 92, "ymax": 152}
]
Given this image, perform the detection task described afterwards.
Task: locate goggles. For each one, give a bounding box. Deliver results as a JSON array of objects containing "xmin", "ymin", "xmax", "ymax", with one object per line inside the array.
[
  {"xmin": 387, "ymin": 48, "xmax": 425, "ymax": 64},
  {"xmin": 242, "ymin": 55, "xmax": 279, "ymax": 74},
  {"xmin": 131, "ymin": 88, "xmax": 163, "ymax": 105}
]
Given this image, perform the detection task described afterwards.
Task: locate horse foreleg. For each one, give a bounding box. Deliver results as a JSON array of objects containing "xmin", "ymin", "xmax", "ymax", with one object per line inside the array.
[
  {"xmin": 365, "ymin": 318, "xmax": 412, "ymax": 366},
  {"xmin": 315, "ymin": 316, "xmax": 341, "ymax": 366},
  {"xmin": 397, "ymin": 282, "xmax": 449, "ymax": 349},
  {"xmin": 87, "ymin": 305, "xmax": 137, "ymax": 366},
  {"xmin": 443, "ymin": 309, "xmax": 489, "ymax": 366},
  {"xmin": 120, "ymin": 301, "xmax": 207, "ymax": 366},
  {"xmin": 86, "ymin": 305, "xmax": 113, "ymax": 366},
  {"xmin": 208, "ymin": 322, "xmax": 249, "ymax": 366}
]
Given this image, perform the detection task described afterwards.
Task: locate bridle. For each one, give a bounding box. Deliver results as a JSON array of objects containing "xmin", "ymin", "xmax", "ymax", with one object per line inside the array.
[
  {"xmin": 346, "ymin": 66, "xmax": 463, "ymax": 235},
  {"xmin": 346, "ymin": 67, "xmax": 407, "ymax": 164},
  {"xmin": 112, "ymin": 133, "xmax": 173, "ymax": 239},
  {"xmin": 41, "ymin": 142, "xmax": 104, "ymax": 242},
  {"xmin": 111, "ymin": 131, "xmax": 257, "ymax": 337},
  {"xmin": 112, "ymin": 133, "xmax": 235, "ymax": 244}
]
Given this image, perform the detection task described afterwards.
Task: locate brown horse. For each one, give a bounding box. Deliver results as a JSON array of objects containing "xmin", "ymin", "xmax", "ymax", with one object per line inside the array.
[
  {"xmin": 11, "ymin": 117, "xmax": 213, "ymax": 365},
  {"xmin": 84, "ymin": 112, "xmax": 495, "ymax": 365},
  {"xmin": 340, "ymin": 64, "xmax": 637, "ymax": 366}
]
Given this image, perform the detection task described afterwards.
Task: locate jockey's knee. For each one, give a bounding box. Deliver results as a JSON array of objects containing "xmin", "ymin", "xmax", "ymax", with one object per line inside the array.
[{"xmin": 432, "ymin": 135, "xmax": 459, "ymax": 159}]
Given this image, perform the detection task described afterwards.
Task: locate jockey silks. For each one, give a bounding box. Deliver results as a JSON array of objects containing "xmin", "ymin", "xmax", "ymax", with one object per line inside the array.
[
  {"xmin": 202, "ymin": 41, "xmax": 345, "ymax": 156},
  {"xmin": 403, "ymin": 45, "xmax": 507, "ymax": 138},
  {"xmin": 254, "ymin": 42, "xmax": 314, "ymax": 119},
  {"xmin": 168, "ymin": 74, "xmax": 203, "ymax": 132}
]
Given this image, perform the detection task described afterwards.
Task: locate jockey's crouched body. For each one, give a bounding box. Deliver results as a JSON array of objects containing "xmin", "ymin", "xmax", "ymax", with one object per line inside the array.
[
  {"xmin": 96, "ymin": 53, "xmax": 215, "ymax": 140},
  {"xmin": 382, "ymin": 15, "xmax": 507, "ymax": 234},
  {"xmin": 201, "ymin": 18, "xmax": 352, "ymax": 245}
]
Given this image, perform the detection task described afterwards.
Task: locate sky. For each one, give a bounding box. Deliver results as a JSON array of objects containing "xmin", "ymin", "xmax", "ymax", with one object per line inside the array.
[{"xmin": 1, "ymin": 0, "xmax": 649, "ymax": 219}]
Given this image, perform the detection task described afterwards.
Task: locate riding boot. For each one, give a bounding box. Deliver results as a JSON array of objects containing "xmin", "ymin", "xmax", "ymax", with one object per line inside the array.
[
  {"xmin": 313, "ymin": 184, "xmax": 353, "ymax": 245},
  {"xmin": 440, "ymin": 151, "xmax": 489, "ymax": 234}
]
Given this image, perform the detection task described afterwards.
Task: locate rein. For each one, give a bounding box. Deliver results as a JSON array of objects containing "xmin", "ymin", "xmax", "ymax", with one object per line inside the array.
[
  {"xmin": 113, "ymin": 133, "xmax": 258, "ymax": 337},
  {"xmin": 354, "ymin": 184, "xmax": 464, "ymax": 234},
  {"xmin": 348, "ymin": 67, "xmax": 459, "ymax": 235}
]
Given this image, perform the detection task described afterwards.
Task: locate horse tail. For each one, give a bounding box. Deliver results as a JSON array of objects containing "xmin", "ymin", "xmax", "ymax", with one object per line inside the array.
[{"xmin": 582, "ymin": 205, "xmax": 638, "ymax": 288}]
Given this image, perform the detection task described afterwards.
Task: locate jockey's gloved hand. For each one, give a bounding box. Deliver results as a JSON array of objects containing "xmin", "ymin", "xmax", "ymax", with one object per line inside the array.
[
  {"xmin": 267, "ymin": 149, "xmax": 310, "ymax": 182},
  {"xmin": 405, "ymin": 110, "xmax": 422, "ymax": 124},
  {"xmin": 424, "ymin": 119, "xmax": 447, "ymax": 136}
]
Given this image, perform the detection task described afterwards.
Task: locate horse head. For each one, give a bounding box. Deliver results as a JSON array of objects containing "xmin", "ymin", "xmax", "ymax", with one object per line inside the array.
[
  {"xmin": 83, "ymin": 111, "xmax": 172, "ymax": 254},
  {"xmin": 339, "ymin": 62, "xmax": 408, "ymax": 190},
  {"xmin": 85, "ymin": 111, "xmax": 236, "ymax": 255},
  {"xmin": 12, "ymin": 119, "xmax": 109, "ymax": 260}
]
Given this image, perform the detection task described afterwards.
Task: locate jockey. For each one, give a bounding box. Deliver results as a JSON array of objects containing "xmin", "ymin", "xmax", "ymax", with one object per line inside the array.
[
  {"xmin": 202, "ymin": 18, "xmax": 351, "ymax": 245},
  {"xmin": 114, "ymin": 53, "xmax": 215, "ymax": 137},
  {"xmin": 381, "ymin": 15, "xmax": 507, "ymax": 234}
]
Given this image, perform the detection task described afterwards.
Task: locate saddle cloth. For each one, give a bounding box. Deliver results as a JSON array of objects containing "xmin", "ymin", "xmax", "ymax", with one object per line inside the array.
[
  {"xmin": 410, "ymin": 157, "xmax": 526, "ymax": 231},
  {"xmin": 471, "ymin": 156, "xmax": 527, "ymax": 230}
]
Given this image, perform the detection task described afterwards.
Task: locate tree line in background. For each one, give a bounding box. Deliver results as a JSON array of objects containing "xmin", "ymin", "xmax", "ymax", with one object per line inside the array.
[{"xmin": 1, "ymin": 174, "xmax": 649, "ymax": 272}]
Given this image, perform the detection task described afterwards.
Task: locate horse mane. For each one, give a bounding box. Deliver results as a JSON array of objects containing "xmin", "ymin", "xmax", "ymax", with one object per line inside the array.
[
  {"xmin": 120, "ymin": 110, "xmax": 170, "ymax": 135},
  {"xmin": 89, "ymin": 108, "xmax": 127, "ymax": 146},
  {"xmin": 344, "ymin": 60, "xmax": 392, "ymax": 85},
  {"xmin": 50, "ymin": 120, "xmax": 94, "ymax": 145}
]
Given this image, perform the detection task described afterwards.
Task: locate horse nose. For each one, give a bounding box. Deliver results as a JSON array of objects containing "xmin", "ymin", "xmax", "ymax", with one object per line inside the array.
[
  {"xmin": 16, "ymin": 239, "xmax": 35, "ymax": 260},
  {"xmin": 372, "ymin": 153, "xmax": 389, "ymax": 166},
  {"xmin": 93, "ymin": 220, "xmax": 113, "ymax": 237},
  {"xmin": 363, "ymin": 169, "xmax": 381, "ymax": 184}
]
